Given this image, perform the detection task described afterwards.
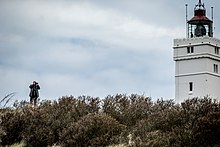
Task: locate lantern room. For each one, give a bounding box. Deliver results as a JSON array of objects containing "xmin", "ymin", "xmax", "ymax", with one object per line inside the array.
[{"xmin": 187, "ymin": 0, "xmax": 213, "ymax": 38}]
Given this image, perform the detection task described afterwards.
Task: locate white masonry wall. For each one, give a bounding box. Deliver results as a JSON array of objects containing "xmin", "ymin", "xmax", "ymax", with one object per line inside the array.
[{"xmin": 173, "ymin": 36, "xmax": 220, "ymax": 103}]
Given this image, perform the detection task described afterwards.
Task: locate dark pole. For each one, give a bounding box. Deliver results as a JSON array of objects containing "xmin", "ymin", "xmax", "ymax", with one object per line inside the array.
[
  {"xmin": 185, "ymin": 4, "xmax": 188, "ymax": 38},
  {"xmin": 211, "ymin": 7, "xmax": 214, "ymax": 21},
  {"xmin": 211, "ymin": 7, "xmax": 214, "ymax": 36}
]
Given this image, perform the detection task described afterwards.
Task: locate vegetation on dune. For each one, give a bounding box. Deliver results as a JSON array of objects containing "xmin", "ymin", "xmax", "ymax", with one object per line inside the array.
[{"xmin": 1, "ymin": 94, "xmax": 220, "ymax": 146}]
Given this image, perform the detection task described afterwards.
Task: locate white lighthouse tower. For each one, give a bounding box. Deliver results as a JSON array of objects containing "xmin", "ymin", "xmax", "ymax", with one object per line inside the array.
[{"xmin": 174, "ymin": 0, "xmax": 220, "ymax": 102}]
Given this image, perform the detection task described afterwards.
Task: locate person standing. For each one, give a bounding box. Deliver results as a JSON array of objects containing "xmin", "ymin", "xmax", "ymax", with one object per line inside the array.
[{"xmin": 29, "ymin": 81, "xmax": 40, "ymax": 105}]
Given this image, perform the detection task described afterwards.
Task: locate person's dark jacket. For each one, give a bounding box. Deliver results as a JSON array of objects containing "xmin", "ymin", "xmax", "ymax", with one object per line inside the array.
[{"xmin": 29, "ymin": 83, "xmax": 40, "ymax": 98}]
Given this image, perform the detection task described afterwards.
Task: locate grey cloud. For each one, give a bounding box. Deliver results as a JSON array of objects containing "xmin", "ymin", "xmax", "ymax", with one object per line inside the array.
[{"xmin": 1, "ymin": 0, "xmax": 219, "ymax": 102}]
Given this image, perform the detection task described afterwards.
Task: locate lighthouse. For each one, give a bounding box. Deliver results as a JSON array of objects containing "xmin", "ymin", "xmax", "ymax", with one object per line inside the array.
[{"xmin": 173, "ymin": 0, "xmax": 220, "ymax": 102}]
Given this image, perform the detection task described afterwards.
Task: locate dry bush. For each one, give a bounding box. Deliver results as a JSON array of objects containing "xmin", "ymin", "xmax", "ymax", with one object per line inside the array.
[
  {"xmin": 60, "ymin": 113, "xmax": 126, "ymax": 146},
  {"xmin": 1, "ymin": 95, "xmax": 220, "ymax": 146},
  {"xmin": 102, "ymin": 94, "xmax": 152, "ymax": 127}
]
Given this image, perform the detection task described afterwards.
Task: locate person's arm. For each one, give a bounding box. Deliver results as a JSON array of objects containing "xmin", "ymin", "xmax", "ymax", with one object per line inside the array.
[
  {"xmin": 36, "ymin": 84, "xmax": 40, "ymax": 90},
  {"xmin": 29, "ymin": 84, "xmax": 33, "ymax": 89}
]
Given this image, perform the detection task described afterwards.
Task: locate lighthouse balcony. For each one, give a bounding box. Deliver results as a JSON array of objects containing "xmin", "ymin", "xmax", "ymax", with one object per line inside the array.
[{"xmin": 174, "ymin": 36, "xmax": 220, "ymax": 47}]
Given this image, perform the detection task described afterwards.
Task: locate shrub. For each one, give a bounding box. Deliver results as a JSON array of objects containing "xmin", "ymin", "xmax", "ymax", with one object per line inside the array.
[
  {"xmin": 0, "ymin": 109, "xmax": 25, "ymax": 146},
  {"xmin": 1, "ymin": 95, "xmax": 220, "ymax": 146},
  {"xmin": 60, "ymin": 113, "xmax": 126, "ymax": 146}
]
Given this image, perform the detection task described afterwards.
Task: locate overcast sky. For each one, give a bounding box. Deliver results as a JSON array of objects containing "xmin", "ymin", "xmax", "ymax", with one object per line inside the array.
[{"xmin": 0, "ymin": 0, "xmax": 220, "ymax": 103}]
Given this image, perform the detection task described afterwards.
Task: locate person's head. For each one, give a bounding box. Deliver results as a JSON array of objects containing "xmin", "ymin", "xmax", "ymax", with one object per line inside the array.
[{"xmin": 33, "ymin": 81, "xmax": 38, "ymax": 84}]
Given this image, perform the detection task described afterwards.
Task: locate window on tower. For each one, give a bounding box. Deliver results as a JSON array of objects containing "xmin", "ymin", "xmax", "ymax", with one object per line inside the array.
[
  {"xmin": 214, "ymin": 64, "xmax": 218, "ymax": 73},
  {"xmin": 215, "ymin": 47, "xmax": 219, "ymax": 55},
  {"xmin": 187, "ymin": 46, "xmax": 194, "ymax": 54},
  {"xmin": 189, "ymin": 82, "xmax": 193, "ymax": 92},
  {"xmin": 187, "ymin": 47, "xmax": 190, "ymax": 53}
]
